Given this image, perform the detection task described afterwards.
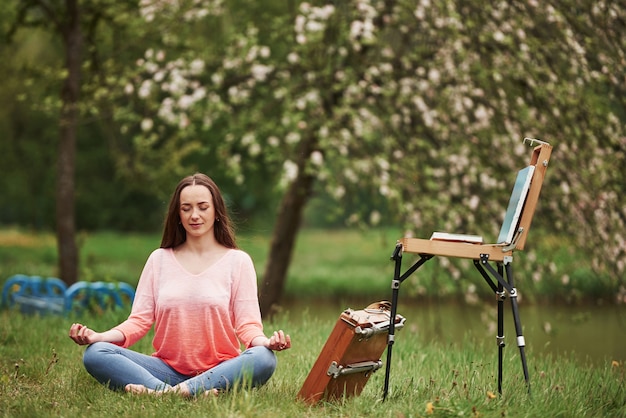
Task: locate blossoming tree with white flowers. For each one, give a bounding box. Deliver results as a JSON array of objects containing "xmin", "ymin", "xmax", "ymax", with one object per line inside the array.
[
  {"xmin": 15, "ymin": 1, "xmax": 620, "ymax": 314},
  {"xmin": 113, "ymin": 1, "xmax": 624, "ymax": 315}
]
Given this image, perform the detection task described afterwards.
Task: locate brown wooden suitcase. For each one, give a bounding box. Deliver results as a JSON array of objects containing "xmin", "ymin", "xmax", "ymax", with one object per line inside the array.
[{"xmin": 297, "ymin": 301, "xmax": 405, "ymax": 404}]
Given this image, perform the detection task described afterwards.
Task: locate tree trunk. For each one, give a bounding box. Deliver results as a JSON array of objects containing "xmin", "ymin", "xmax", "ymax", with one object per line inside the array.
[
  {"xmin": 259, "ymin": 138, "xmax": 317, "ymax": 318},
  {"xmin": 56, "ymin": 0, "xmax": 82, "ymax": 285}
]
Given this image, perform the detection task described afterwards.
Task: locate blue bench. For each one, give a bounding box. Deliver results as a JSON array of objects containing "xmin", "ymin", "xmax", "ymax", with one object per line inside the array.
[
  {"xmin": 1, "ymin": 275, "xmax": 66, "ymax": 315},
  {"xmin": 1, "ymin": 275, "xmax": 135, "ymax": 315},
  {"xmin": 65, "ymin": 281, "xmax": 136, "ymax": 314}
]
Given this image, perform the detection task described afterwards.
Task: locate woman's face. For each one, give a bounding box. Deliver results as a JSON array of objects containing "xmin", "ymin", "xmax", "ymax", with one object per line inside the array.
[{"xmin": 178, "ymin": 184, "xmax": 216, "ymax": 239}]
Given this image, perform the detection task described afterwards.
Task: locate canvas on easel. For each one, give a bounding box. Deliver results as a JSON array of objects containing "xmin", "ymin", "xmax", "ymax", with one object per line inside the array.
[{"xmin": 428, "ymin": 164, "xmax": 535, "ymax": 248}]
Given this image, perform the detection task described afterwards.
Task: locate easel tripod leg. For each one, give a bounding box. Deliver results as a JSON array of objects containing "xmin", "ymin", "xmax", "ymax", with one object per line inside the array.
[
  {"xmin": 383, "ymin": 248, "xmax": 432, "ymax": 400},
  {"xmin": 504, "ymin": 262, "xmax": 531, "ymax": 394},
  {"xmin": 383, "ymin": 244, "xmax": 403, "ymax": 401},
  {"xmin": 496, "ymin": 264, "xmax": 506, "ymax": 394}
]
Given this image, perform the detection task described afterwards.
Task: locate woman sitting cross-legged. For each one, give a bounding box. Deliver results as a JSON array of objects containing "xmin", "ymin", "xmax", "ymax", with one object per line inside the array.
[{"xmin": 68, "ymin": 173, "xmax": 291, "ymax": 397}]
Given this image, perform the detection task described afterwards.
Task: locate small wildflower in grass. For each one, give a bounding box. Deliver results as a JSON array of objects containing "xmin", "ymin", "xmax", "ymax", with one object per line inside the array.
[
  {"xmin": 611, "ymin": 360, "xmax": 620, "ymax": 368},
  {"xmin": 45, "ymin": 349, "xmax": 59, "ymax": 375},
  {"xmin": 426, "ymin": 401, "xmax": 435, "ymax": 414},
  {"xmin": 486, "ymin": 390, "xmax": 497, "ymax": 400}
]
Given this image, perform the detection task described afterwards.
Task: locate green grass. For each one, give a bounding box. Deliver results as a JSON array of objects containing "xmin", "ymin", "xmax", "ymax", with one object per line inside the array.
[
  {"xmin": 0, "ymin": 227, "xmax": 624, "ymax": 416},
  {"xmin": 0, "ymin": 308, "xmax": 624, "ymax": 417}
]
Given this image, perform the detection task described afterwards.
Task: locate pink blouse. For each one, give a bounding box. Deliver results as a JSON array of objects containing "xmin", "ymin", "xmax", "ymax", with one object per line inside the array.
[{"xmin": 113, "ymin": 248, "xmax": 266, "ymax": 375}]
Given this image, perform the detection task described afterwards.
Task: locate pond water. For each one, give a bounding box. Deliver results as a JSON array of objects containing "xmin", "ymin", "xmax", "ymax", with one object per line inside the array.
[{"xmin": 282, "ymin": 298, "xmax": 626, "ymax": 367}]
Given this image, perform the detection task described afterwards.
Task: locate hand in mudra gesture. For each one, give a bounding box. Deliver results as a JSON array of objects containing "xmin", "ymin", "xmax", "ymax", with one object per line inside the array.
[
  {"xmin": 267, "ymin": 330, "xmax": 291, "ymax": 351},
  {"xmin": 68, "ymin": 323, "xmax": 97, "ymax": 345}
]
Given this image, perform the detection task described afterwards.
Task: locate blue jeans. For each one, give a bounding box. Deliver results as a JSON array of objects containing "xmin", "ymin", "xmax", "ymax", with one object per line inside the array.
[{"xmin": 83, "ymin": 342, "xmax": 277, "ymax": 396}]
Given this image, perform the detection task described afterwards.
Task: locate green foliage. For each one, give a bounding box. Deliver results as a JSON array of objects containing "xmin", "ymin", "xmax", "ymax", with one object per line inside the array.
[{"xmin": 101, "ymin": 0, "xmax": 625, "ymax": 289}]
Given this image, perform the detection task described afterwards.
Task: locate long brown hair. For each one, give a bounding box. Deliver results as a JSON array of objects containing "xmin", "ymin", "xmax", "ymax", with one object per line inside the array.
[{"xmin": 160, "ymin": 173, "xmax": 237, "ymax": 249}]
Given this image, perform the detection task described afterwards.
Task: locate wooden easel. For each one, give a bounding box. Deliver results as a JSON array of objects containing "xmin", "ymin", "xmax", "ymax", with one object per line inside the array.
[{"xmin": 383, "ymin": 139, "xmax": 553, "ymax": 399}]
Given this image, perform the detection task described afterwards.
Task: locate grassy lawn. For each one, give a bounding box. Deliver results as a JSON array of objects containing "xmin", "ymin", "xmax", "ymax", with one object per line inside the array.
[
  {"xmin": 1, "ymin": 227, "xmax": 625, "ymax": 416},
  {"xmin": 0, "ymin": 307, "xmax": 624, "ymax": 417}
]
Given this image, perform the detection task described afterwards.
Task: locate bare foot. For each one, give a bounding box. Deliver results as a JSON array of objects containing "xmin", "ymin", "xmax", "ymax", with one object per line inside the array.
[
  {"xmin": 125, "ymin": 383, "xmax": 160, "ymax": 395},
  {"xmin": 202, "ymin": 388, "xmax": 219, "ymax": 397},
  {"xmin": 125, "ymin": 383, "xmax": 190, "ymax": 397},
  {"xmin": 124, "ymin": 383, "xmax": 216, "ymax": 398}
]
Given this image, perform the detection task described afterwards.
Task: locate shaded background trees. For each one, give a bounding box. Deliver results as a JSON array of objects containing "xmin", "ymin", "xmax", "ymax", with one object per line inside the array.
[{"xmin": 1, "ymin": 0, "xmax": 624, "ymax": 315}]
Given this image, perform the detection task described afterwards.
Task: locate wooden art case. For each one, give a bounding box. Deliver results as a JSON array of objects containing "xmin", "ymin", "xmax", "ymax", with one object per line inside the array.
[{"xmin": 297, "ymin": 301, "xmax": 405, "ymax": 404}]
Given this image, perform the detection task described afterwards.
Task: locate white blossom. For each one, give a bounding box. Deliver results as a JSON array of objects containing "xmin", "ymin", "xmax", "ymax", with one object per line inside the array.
[
  {"xmin": 350, "ymin": 20, "xmax": 363, "ymax": 39},
  {"xmin": 178, "ymin": 95, "xmax": 194, "ymax": 109},
  {"xmin": 267, "ymin": 136, "xmax": 280, "ymax": 147},
  {"xmin": 282, "ymin": 160, "xmax": 299, "ymax": 183},
  {"xmin": 306, "ymin": 20, "xmax": 324, "ymax": 32},
  {"xmin": 189, "ymin": 59, "xmax": 205, "ymax": 75},
  {"xmin": 285, "ymin": 131, "xmax": 301, "ymax": 144},
  {"xmin": 333, "ymin": 186, "xmax": 346, "ymax": 199},
  {"xmin": 178, "ymin": 113, "xmax": 190, "ymax": 129},
  {"xmin": 144, "ymin": 62, "xmax": 158, "ymax": 74},
  {"xmin": 192, "ymin": 87, "xmax": 206, "ymax": 101},
  {"xmin": 249, "ymin": 143, "xmax": 261, "ymax": 156},
  {"xmin": 310, "ymin": 150, "xmax": 324, "ymax": 166},
  {"xmin": 211, "ymin": 73, "xmax": 223, "ymax": 86},
  {"xmin": 241, "ymin": 133, "xmax": 255, "ymax": 146},
  {"xmin": 370, "ymin": 211, "xmax": 381, "ymax": 225},
  {"xmin": 344, "ymin": 168, "xmax": 358, "ymax": 183},
  {"xmin": 140, "ymin": 118, "xmax": 153, "ymax": 132},
  {"xmin": 287, "ymin": 53, "xmax": 300, "ymax": 64},
  {"xmin": 154, "ymin": 71, "xmax": 166, "ymax": 82},
  {"xmin": 493, "ymin": 30, "xmax": 505, "ymax": 42},
  {"xmin": 251, "ymin": 64, "xmax": 273, "ymax": 81},
  {"xmin": 313, "ymin": 5, "xmax": 335, "ymax": 20},
  {"xmin": 468, "ymin": 195, "xmax": 480, "ymax": 210},
  {"xmin": 157, "ymin": 97, "xmax": 177, "ymax": 124},
  {"xmin": 428, "ymin": 68, "xmax": 441, "ymax": 83},
  {"xmin": 295, "ymin": 15, "xmax": 306, "ymax": 33},
  {"xmin": 138, "ymin": 80, "xmax": 153, "ymax": 98}
]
